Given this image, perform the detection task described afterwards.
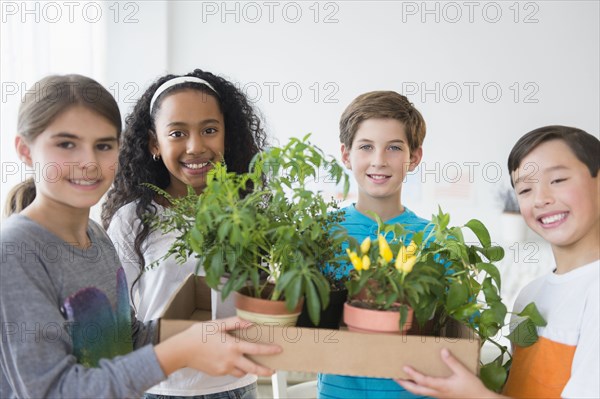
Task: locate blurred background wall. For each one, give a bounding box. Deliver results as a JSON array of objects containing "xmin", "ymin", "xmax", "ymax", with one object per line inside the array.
[{"xmin": 2, "ymin": 1, "xmax": 599, "ymax": 304}]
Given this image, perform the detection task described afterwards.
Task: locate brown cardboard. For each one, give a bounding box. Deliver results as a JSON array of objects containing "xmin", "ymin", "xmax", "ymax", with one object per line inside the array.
[
  {"xmin": 159, "ymin": 274, "xmax": 481, "ymax": 379},
  {"xmin": 158, "ymin": 273, "xmax": 212, "ymax": 342}
]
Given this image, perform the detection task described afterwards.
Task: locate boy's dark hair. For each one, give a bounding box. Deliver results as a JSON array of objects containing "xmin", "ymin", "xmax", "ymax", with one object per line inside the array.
[
  {"xmin": 508, "ymin": 125, "xmax": 600, "ymax": 186},
  {"xmin": 339, "ymin": 91, "xmax": 426, "ymax": 152},
  {"xmin": 101, "ymin": 69, "xmax": 267, "ymax": 271}
]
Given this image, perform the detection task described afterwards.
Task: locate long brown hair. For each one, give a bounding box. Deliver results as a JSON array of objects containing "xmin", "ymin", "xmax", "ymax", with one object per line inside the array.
[{"xmin": 4, "ymin": 74, "xmax": 122, "ymax": 217}]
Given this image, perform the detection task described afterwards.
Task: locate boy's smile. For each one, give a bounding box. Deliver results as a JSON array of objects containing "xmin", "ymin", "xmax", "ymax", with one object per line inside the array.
[
  {"xmin": 513, "ymin": 139, "xmax": 599, "ymax": 268},
  {"xmin": 341, "ymin": 118, "xmax": 422, "ymax": 215}
]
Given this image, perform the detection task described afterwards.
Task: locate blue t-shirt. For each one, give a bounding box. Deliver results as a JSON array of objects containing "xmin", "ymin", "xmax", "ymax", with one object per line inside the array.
[{"xmin": 318, "ymin": 204, "xmax": 432, "ymax": 399}]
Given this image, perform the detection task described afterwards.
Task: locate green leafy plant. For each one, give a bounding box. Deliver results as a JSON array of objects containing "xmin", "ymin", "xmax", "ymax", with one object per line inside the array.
[
  {"xmin": 342, "ymin": 208, "xmax": 546, "ymax": 392},
  {"xmin": 148, "ymin": 135, "xmax": 350, "ymax": 325}
]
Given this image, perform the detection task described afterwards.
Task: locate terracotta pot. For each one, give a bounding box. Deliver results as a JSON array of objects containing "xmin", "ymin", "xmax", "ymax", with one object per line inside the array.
[
  {"xmin": 296, "ymin": 288, "xmax": 348, "ymax": 329},
  {"xmin": 343, "ymin": 301, "xmax": 414, "ymax": 334},
  {"xmin": 234, "ymin": 287, "xmax": 304, "ymax": 327}
]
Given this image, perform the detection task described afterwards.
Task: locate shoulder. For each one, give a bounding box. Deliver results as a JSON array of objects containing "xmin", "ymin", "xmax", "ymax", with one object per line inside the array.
[
  {"xmin": 88, "ymin": 219, "xmax": 114, "ymax": 246},
  {"xmin": 1, "ymin": 214, "xmax": 40, "ymax": 241},
  {"xmin": 580, "ymin": 261, "xmax": 599, "ymax": 311},
  {"xmin": 0, "ymin": 215, "xmax": 59, "ymax": 295},
  {"xmin": 0, "ymin": 215, "xmax": 57, "ymax": 256},
  {"xmin": 107, "ymin": 200, "xmax": 155, "ymax": 235},
  {"xmin": 394, "ymin": 207, "xmax": 431, "ymax": 232},
  {"xmin": 337, "ymin": 204, "xmax": 371, "ymax": 225},
  {"xmin": 111, "ymin": 200, "xmax": 140, "ymax": 222},
  {"xmin": 334, "ymin": 205, "xmax": 376, "ymax": 238}
]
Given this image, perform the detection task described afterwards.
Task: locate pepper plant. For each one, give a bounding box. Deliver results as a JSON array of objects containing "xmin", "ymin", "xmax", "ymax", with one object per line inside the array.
[{"xmin": 342, "ymin": 208, "xmax": 546, "ymax": 392}]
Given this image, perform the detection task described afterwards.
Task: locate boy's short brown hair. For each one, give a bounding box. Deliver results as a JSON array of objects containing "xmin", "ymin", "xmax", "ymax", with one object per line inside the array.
[
  {"xmin": 508, "ymin": 125, "xmax": 600, "ymax": 186},
  {"xmin": 339, "ymin": 91, "xmax": 426, "ymax": 152}
]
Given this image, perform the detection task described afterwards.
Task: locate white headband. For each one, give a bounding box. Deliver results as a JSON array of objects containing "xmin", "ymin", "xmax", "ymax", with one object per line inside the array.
[{"xmin": 149, "ymin": 76, "xmax": 219, "ymax": 112}]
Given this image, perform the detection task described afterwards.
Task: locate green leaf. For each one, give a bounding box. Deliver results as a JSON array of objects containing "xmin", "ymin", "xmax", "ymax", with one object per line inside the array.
[
  {"xmin": 474, "ymin": 246, "xmax": 505, "ymax": 262},
  {"xmin": 479, "ymin": 363, "xmax": 507, "ymax": 393},
  {"xmin": 285, "ymin": 275, "xmax": 303, "ymax": 311},
  {"xmin": 217, "ymin": 221, "xmax": 231, "ymax": 242},
  {"xmin": 438, "ymin": 211, "xmax": 450, "ymax": 231},
  {"xmin": 189, "ymin": 228, "xmax": 203, "ymax": 254},
  {"xmin": 506, "ymin": 318, "xmax": 539, "ymax": 347},
  {"xmin": 482, "ymin": 277, "xmax": 500, "ymax": 302},
  {"xmin": 304, "ymin": 278, "xmax": 321, "ymax": 325},
  {"xmin": 477, "ymin": 262, "xmax": 502, "ymax": 291},
  {"xmin": 517, "ymin": 302, "xmax": 547, "ymax": 327},
  {"xmin": 446, "ymin": 281, "xmax": 469, "ymax": 311},
  {"xmin": 449, "ymin": 226, "xmax": 464, "ymax": 243},
  {"xmin": 313, "ymin": 275, "xmax": 330, "ymax": 309},
  {"xmin": 479, "ymin": 310, "xmax": 501, "ymax": 336},
  {"xmin": 465, "ymin": 219, "xmax": 491, "ymax": 248},
  {"xmin": 451, "ymin": 303, "xmax": 480, "ymax": 321},
  {"xmin": 490, "ymin": 302, "xmax": 507, "ymax": 323},
  {"xmin": 398, "ymin": 305, "xmax": 409, "ymax": 331}
]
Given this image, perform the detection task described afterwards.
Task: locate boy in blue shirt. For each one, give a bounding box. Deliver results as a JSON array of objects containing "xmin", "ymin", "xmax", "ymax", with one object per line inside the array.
[{"xmin": 318, "ymin": 91, "xmax": 430, "ymax": 399}]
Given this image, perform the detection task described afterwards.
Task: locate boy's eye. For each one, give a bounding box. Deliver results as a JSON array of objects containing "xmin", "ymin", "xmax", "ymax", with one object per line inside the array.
[
  {"xmin": 388, "ymin": 145, "xmax": 402, "ymax": 151},
  {"xmin": 551, "ymin": 178, "xmax": 567, "ymax": 184},
  {"xmin": 58, "ymin": 142, "xmax": 75, "ymax": 149},
  {"xmin": 358, "ymin": 144, "xmax": 373, "ymax": 151},
  {"xmin": 517, "ymin": 188, "xmax": 531, "ymax": 195}
]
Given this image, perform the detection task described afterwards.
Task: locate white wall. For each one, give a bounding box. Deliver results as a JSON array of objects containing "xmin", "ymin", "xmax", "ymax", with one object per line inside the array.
[
  {"xmin": 163, "ymin": 0, "xmax": 599, "ymax": 229},
  {"xmin": 1, "ymin": 1, "xmax": 598, "ymax": 302}
]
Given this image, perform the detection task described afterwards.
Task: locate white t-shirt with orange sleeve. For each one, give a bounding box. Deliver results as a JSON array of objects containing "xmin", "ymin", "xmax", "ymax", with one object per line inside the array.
[{"xmin": 503, "ymin": 260, "xmax": 599, "ymax": 399}]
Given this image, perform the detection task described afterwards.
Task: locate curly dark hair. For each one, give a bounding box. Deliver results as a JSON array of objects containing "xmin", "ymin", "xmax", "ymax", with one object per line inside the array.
[{"xmin": 101, "ymin": 69, "xmax": 267, "ymax": 273}]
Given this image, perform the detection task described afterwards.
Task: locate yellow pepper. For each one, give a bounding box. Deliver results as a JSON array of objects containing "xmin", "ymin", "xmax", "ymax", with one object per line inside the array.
[
  {"xmin": 346, "ymin": 248, "xmax": 363, "ymax": 271},
  {"xmin": 362, "ymin": 255, "xmax": 371, "ymax": 270},
  {"xmin": 405, "ymin": 241, "xmax": 418, "ymax": 257},
  {"xmin": 395, "ymin": 244, "xmax": 417, "ymax": 274},
  {"xmin": 360, "ymin": 237, "xmax": 371, "ymax": 254},
  {"xmin": 378, "ymin": 234, "xmax": 393, "ymax": 263}
]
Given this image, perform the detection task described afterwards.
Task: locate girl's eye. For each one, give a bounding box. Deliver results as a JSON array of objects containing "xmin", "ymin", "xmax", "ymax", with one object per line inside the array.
[
  {"xmin": 204, "ymin": 127, "xmax": 218, "ymax": 135},
  {"xmin": 551, "ymin": 178, "xmax": 567, "ymax": 184},
  {"xmin": 58, "ymin": 142, "xmax": 75, "ymax": 149},
  {"xmin": 169, "ymin": 130, "xmax": 185, "ymax": 138},
  {"xmin": 96, "ymin": 144, "xmax": 114, "ymax": 151}
]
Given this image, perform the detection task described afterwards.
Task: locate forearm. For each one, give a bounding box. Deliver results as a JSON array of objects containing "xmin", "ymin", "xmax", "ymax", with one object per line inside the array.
[
  {"xmin": 2, "ymin": 342, "xmax": 165, "ymax": 398},
  {"xmin": 153, "ymin": 336, "xmax": 189, "ymax": 376}
]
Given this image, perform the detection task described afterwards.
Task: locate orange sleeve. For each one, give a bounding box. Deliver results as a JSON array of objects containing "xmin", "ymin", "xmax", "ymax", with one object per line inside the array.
[{"xmin": 503, "ymin": 337, "xmax": 576, "ymax": 399}]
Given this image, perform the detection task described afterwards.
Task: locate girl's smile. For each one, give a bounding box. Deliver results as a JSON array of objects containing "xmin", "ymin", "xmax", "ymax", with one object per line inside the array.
[
  {"xmin": 16, "ymin": 105, "xmax": 119, "ymax": 211},
  {"xmin": 152, "ymin": 89, "xmax": 225, "ymax": 197}
]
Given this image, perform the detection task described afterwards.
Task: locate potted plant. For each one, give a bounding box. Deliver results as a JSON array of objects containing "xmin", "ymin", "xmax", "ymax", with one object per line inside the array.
[
  {"xmin": 296, "ymin": 212, "xmax": 351, "ymax": 329},
  {"xmin": 342, "ymin": 218, "xmax": 444, "ymax": 334},
  {"xmin": 149, "ymin": 135, "xmax": 350, "ymax": 326},
  {"xmin": 341, "ymin": 208, "xmax": 546, "ymax": 392}
]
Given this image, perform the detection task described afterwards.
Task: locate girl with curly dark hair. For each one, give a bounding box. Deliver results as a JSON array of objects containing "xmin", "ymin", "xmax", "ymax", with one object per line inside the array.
[{"xmin": 101, "ymin": 69, "xmax": 268, "ymax": 399}]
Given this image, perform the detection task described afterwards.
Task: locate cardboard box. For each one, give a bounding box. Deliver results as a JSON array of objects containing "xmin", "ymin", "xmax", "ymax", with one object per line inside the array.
[{"xmin": 159, "ymin": 274, "xmax": 481, "ymax": 379}]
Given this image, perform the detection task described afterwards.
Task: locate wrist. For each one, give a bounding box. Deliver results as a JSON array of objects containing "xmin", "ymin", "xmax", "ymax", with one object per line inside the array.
[{"xmin": 153, "ymin": 333, "xmax": 188, "ymax": 376}]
